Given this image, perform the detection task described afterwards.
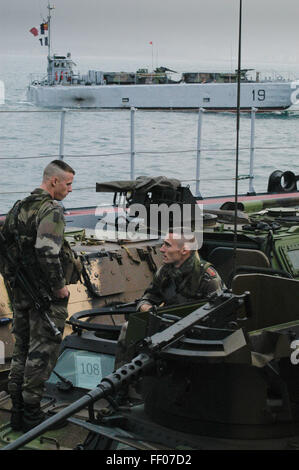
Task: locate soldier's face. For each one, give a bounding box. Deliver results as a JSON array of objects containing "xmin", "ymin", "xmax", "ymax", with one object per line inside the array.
[
  {"xmin": 160, "ymin": 233, "xmax": 186, "ymax": 267},
  {"xmin": 53, "ymin": 171, "xmax": 74, "ymax": 200}
]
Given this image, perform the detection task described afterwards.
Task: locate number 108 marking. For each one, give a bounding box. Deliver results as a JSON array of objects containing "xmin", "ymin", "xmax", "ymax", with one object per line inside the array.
[{"xmin": 81, "ymin": 362, "xmax": 101, "ymax": 375}]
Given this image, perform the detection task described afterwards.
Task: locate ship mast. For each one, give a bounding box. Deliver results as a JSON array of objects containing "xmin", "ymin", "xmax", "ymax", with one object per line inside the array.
[{"xmin": 47, "ymin": 1, "xmax": 55, "ymax": 61}]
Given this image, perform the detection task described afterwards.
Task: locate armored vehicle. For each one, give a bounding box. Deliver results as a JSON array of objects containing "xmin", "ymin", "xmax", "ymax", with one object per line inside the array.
[
  {"xmin": 2, "ymin": 170, "xmax": 299, "ymax": 450},
  {"xmin": 3, "ymin": 284, "xmax": 299, "ymax": 451}
]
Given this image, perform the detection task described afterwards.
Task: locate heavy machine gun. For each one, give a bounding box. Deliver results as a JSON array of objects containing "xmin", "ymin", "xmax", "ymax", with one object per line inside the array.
[
  {"xmin": 2, "ymin": 291, "xmax": 251, "ymax": 450},
  {"xmin": 0, "ymin": 231, "xmax": 61, "ymax": 337}
]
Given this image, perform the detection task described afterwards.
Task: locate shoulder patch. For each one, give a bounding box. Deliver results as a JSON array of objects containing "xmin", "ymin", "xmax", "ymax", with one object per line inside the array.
[{"xmin": 206, "ymin": 267, "xmax": 217, "ymax": 278}]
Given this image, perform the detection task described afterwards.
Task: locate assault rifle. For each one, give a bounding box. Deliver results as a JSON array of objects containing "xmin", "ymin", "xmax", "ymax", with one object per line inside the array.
[
  {"xmin": 0, "ymin": 231, "xmax": 61, "ymax": 337},
  {"xmin": 2, "ymin": 291, "xmax": 251, "ymax": 450}
]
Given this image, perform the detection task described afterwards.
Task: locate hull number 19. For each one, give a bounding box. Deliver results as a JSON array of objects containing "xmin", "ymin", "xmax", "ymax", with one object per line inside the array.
[{"xmin": 252, "ymin": 89, "xmax": 265, "ymax": 101}]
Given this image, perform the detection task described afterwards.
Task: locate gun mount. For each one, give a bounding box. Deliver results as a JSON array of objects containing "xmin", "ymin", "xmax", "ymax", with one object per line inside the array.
[
  {"xmin": 4, "ymin": 284, "xmax": 299, "ymax": 451},
  {"xmin": 1, "ymin": 291, "xmax": 251, "ymax": 450}
]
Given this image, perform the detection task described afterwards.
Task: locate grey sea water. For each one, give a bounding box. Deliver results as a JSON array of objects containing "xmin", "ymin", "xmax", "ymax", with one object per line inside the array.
[{"xmin": 1, "ymin": 54, "xmax": 299, "ymax": 214}]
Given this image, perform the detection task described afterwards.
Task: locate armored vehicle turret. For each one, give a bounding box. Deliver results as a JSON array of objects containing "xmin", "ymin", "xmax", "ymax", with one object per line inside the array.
[{"xmin": 3, "ymin": 283, "xmax": 299, "ymax": 451}]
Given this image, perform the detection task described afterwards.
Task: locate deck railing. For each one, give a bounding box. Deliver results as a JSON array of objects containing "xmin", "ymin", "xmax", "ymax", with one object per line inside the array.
[
  {"xmin": 0, "ymin": 106, "xmax": 265, "ymax": 198},
  {"xmin": 2, "ymin": 105, "xmax": 299, "ymax": 207}
]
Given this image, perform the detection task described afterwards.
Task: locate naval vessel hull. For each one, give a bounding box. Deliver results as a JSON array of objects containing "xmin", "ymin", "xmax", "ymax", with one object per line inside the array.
[{"xmin": 27, "ymin": 81, "xmax": 293, "ymax": 111}]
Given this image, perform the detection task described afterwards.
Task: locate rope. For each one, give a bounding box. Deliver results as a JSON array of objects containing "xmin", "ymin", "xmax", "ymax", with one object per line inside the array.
[
  {"xmin": 0, "ymin": 152, "xmax": 130, "ymax": 161},
  {"xmin": 182, "ymin": 174, "xmax": 251, "ymax": 182},
  {"xmin": 0, "ymin": 175, "xmax": 251, "ymax": 195},
  {"xmin": 121, "ymin": 246, "xmax": 140, "ymax": 264},
  {"xmin": 0, "ymin": 108, "xmax": 132, "ymax": 114},
  {"xmin": 0, "ymin": 145, "xmax": 297, "ymax": 161},
  {"xmin": 0, "ymin": 187, "xmax": 95, "ymax": 195}
]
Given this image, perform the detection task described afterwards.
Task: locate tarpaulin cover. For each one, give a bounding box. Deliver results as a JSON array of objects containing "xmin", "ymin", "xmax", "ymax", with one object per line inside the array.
[{"xmin": 96, "ymin": 176, "xmax": 181, "ymax": 193}]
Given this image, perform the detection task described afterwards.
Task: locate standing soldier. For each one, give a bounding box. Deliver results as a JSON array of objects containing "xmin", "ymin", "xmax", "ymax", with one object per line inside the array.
[{"xmin": 1, "ymin": 160, "xmax": 78, "ymax": 432}]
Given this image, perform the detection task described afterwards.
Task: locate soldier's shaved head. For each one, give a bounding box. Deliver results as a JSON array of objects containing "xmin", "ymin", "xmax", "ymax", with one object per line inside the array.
[
  {"xmin": 41, "ymin": 160, "xmax": 75, "ymax": 201},
  {"xmin": 43, "ymin": 160, "xmax": 75, "ymax": 182},
  {"xmin": 167, "ymin": 228, "xmax": 198, "ymax": 250},
  {"xmin": 160, "ymin": 228, "xmax": 199, "ymax": 268}
]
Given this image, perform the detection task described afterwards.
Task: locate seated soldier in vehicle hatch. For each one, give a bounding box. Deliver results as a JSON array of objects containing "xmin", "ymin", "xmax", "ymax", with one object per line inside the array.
[
  {"xmin": 115, "ymin": 229, "xmax": 225, "ymax": 368},
  {"xmin": 137, "ymin": 229, "xmax": 224, "ymax": 312}
]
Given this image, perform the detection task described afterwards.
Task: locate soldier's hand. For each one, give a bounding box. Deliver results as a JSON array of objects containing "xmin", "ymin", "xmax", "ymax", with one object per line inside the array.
[
  {"xmin": 53, "ymin": 286, "xmax": 70, "ymax": 299},
  {"xmin": 139, "ymin": 303, "xmax": 153, "ymax": 312}
]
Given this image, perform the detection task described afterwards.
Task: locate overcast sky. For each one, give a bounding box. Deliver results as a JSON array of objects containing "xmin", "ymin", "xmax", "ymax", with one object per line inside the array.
[{"xmin": 1, "ymin": 0, "xmax": 299, "ymax": 69}]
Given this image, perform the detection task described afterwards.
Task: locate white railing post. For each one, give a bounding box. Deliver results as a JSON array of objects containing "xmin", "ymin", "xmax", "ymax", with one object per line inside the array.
[
  {"xmin": 130, "ymin": 107, "xmax": 136, "ymax": 179},
  {"xmin": 0, "ymin": 80, "xmax": 5, "ymax": 105},
  {"xmin": 59, "ymin": 109, "xmax": 67, "ymax": 160},
  {"xmin": 196, "ymin": 108, "xmax": 205, "ymax": 196},
  {"xmin": 249, "ymin": 107, "xmax": 257, "ymax": 194}
]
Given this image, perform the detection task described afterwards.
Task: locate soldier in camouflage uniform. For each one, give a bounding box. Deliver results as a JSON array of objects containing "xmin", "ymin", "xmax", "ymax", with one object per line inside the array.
[
  {"xmin": 2, "ymin": 160, "xmax": 75, "ymax": 432},
  {"xmin": 115, "ymin": 229, "xmax": 225, "ymax": 367},
  {"xmin": 137, "ymin": 232, "xmax": 224, "ymax": 311}
]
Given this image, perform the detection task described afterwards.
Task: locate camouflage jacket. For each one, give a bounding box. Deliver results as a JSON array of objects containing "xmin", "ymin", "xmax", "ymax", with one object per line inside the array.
[
  {"xmin": 137, "ymin": 252, "xmax": 224, "ymax": 310},
  {"xmin": 1, "ymin": 188, "xmax": 67, "ymax": 292}
]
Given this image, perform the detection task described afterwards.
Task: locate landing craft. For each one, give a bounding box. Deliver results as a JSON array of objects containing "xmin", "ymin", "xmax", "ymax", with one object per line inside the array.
[{"xmin": 26, "ymin": 2, "xmax": 298, "ymax": 112}]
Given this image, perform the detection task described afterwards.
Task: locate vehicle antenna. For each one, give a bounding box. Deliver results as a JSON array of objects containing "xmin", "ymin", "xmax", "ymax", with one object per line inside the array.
[{"xmin": 233, "ymin": 0, "xmax": 243, "ymax": 279}]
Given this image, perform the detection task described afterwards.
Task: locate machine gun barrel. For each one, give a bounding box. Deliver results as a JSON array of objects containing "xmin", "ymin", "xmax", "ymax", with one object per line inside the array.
[
  {"xmin": 0, "ymin": 231, "xmax": 61, "ymax": 337},
  {"xmin": 2, "ymin": 292, "xmax": 249, "ymax": 450},
  {"xmin": 2, "ymin": 353, "xmax": 153, "ymax": 450}
]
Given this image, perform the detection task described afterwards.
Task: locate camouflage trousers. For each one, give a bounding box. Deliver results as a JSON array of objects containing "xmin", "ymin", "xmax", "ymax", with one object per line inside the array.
[{"xmin": 8, "ymin": 288, "xmax": 68, "ymax": 405}]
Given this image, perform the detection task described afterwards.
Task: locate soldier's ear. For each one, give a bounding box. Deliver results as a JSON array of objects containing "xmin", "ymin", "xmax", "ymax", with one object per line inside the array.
[
  {"xmin": 181, "ymin": 245, "xmax": 188, "ymax": 256},
  {"xmin": 51, "ymin": 176, "xmax": 58, "ymax": 187}
]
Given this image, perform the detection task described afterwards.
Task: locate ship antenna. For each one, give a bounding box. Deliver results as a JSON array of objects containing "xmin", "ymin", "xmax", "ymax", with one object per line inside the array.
[{"xmin": 232, "ymin": 0, "xmax": 243, "ymax": 279}]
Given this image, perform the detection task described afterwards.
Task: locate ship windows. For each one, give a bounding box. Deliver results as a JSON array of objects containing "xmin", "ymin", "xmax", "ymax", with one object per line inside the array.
[
  {"xmin": 122, "ymin": 98, "xmax": 129, "ymax": 103},
  {"xmin": 203, "ymin": 97, "xmax": 210, "ymax": 103}
]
